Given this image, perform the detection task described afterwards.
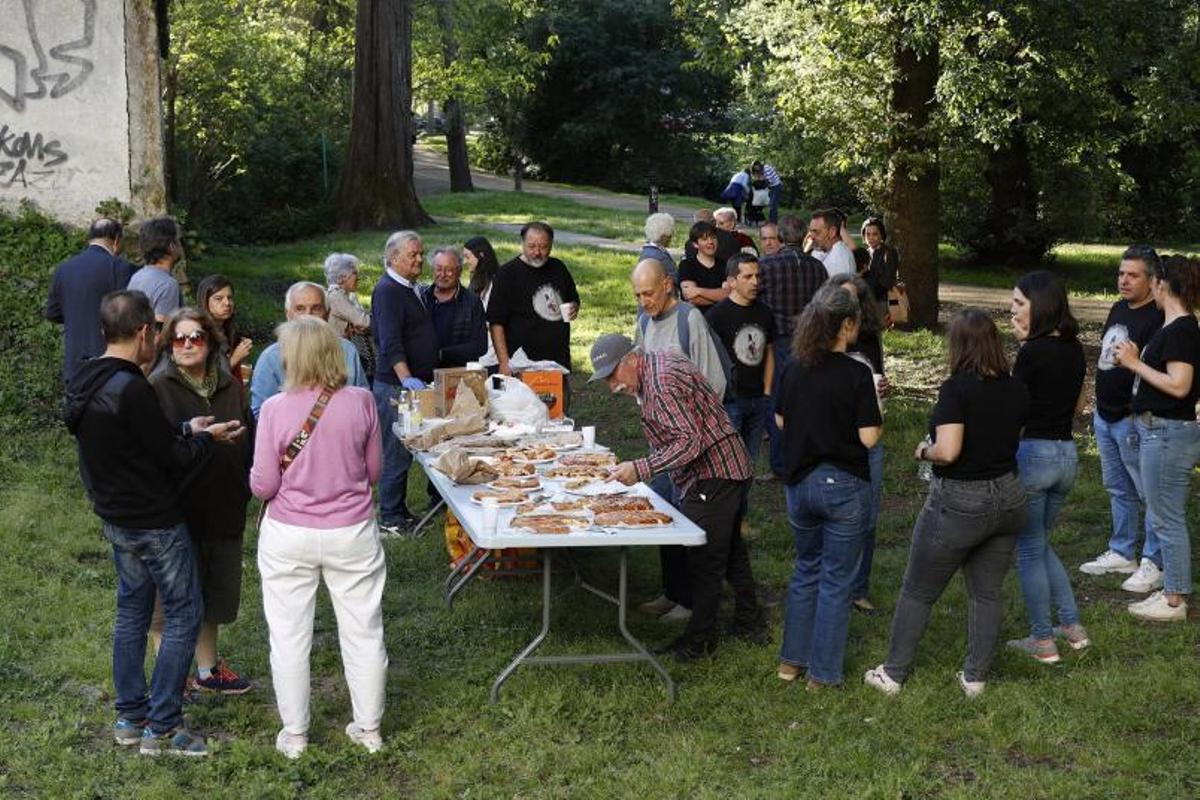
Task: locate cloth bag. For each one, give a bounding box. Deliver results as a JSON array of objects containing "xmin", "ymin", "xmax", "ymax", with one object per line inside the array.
[{"xmin": 888, "ymin": 282, "xmax": 910, "ymax": 325}]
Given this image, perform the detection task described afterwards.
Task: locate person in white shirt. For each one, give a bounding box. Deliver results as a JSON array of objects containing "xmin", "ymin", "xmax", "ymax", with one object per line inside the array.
[{"xmin": 808, "ymin": 210, "xmax": 855, "ymax": 278}]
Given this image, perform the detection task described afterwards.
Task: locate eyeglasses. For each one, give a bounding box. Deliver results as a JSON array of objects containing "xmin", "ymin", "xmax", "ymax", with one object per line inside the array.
[{"xmin": 171, "ymin": 330, "xmax": 207, "ymax": 348}]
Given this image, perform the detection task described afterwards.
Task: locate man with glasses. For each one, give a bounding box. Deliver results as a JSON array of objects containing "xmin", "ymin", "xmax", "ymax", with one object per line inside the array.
[
  {"xmin": 1080, "ymin": 245, "xmax": 1166, "ymax": 592},
  {"xmin": 423, "ymin": 248, "xmax": 487, "ymax": 368}
]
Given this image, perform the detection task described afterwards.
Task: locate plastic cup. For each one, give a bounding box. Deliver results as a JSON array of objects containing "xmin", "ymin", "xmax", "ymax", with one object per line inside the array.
[
  {"xmin": 582, "ymin": 425, "xmax": 596, "ymax": 449},
  {"xmin": 481, "ymin": 498, "xmax": 499, "ymax": 534},
  {"xmin": 560, "ymin": 301, "xmax": 578, "ymax": 321}
]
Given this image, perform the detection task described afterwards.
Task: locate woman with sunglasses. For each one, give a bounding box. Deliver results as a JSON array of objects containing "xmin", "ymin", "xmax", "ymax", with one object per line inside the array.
[
  {"xmin": 1006, "ymin": 271, "xmax": 1088, "ymax": 662},
  {"xmin": 149, "ymin": 308, "xmax": 254, "ymax": 694},
  {"xmin": 1114, "ymin": 254, "xmax": 1200, "ymax": 622}
]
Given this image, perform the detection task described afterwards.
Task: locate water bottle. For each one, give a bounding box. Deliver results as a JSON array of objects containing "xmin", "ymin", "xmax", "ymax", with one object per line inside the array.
[
  {"xmin": 917, "ymin": 434, "xmax": 933, "ymax": 482},
  {"xmin": 396, "ymin": 390, "xmax": 411, "ymax": 436}
]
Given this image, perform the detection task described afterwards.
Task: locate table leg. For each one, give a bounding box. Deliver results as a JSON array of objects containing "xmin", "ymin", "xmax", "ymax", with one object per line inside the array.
[
  {"xmin": 446, "ymin": 546, "xmax": 492, "ymax": 610},
  {"xmin": 614, "ymin": 547, "xmax": 676, "ymax": 700},
  {"xmin": 490, "ymin": 550, "xmax": 553, "ymax": 704},
  {"xmin": 411, "ymin": 499, "xmax": 446, "ymax": 537}
]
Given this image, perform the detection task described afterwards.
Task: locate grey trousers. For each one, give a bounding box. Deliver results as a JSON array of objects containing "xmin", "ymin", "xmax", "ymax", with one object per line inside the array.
[{"xmin": 883, "ymin": 472, "xmax": 1026, "ymax": 683}]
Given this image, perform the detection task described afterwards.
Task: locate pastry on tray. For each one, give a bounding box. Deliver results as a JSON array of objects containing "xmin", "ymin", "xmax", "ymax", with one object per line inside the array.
[
  {"xmin": 544, "ymin": 465, "xmax": 611, "ymax": 480},
  {"xmin": 470, "ymin": 489, "xmax": 531, "ymax": 506},
  {"xmin": 559, "ymin": 452, "xmax": 617, "ymax": 467},
  {"xmin": 587, "ymin": 495, "xmax": 654, "ymax": 514},
  {"xmin": 509, "ymin": 514, "xmax": 592, "ymax": 534},
  {"xmin": 592, "ymin": 510, "xmax": 674, "ymax": 528},
  {"xmin": 492, "ymin": 461, "xmax": 537, "ymax": 477},
  {"xmin": 490, "ymin": 475, "xmax": 541, "ymax": 490}
]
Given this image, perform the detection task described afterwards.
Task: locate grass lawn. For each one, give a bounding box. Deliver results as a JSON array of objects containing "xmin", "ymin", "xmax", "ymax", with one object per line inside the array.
[{"xmin": 3, "ymin": 223, "xmax": 1200, "ymax": 797}]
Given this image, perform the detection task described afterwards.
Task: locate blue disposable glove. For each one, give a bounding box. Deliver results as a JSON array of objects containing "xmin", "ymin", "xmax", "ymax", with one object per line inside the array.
[{"xmin": 401, "ymin": 377, "xmax": 427, "ymax": 391}]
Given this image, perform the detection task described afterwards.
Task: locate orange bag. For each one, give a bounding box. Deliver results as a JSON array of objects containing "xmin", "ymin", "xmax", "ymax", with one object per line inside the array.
[{"xmin": 444, "ymin": 510, "xmax": 537, "ymax": 575}]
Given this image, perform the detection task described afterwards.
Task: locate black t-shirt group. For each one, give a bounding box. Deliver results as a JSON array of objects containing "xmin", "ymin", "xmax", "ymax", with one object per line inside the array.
[
  {"xmin": 706, "ymin": 298, "xmax": 776, "ymax": 397},
  {"xmin": 774, "ymin": 352, "xmax": 882, "ymax": 483},
  {"xmin": 677, "ymin": 256, "xmax": 727, "ymax": 304},
  {"xmin": 929, "ymin": 372, "xmax": 1030, "ymax": 481},
  {"xmin": 486, "ymin": 256, "xmax": 580, "ymax": 370},
  {"xmin": 1095, "ymin": 300, "xmax": 1164, "ymax": 422},
  {"xmin": 1131, "ymin": 315, "xmax": 1200, "ymax": 420},
  {"xmin": 1013, "ymin": 336, "xmax": 1085, "ymax": 440}
]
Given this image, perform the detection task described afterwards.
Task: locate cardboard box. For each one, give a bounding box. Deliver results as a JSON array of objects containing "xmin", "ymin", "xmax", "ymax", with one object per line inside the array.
[
  {"xmin": 519, "ymin": 369, "xmax": 565, "ymax": 418},
  {"xmin": 433, "ymin": 367, "xmax": 488, "ymax": 415},
  {"xmin": 414, "ymin": 388, "xmax": 439, "ymax": 419}
]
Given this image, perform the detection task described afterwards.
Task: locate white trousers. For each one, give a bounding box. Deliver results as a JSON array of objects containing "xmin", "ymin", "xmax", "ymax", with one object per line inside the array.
[{"xmin": 258, "ymin": 515, "xmax": 388, "ymax": 735}]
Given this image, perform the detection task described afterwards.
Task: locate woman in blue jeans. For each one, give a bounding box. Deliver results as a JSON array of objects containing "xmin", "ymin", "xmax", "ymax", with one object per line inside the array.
[
  {"xmin": 774, "ymin": 285, "xmax": 882, "ymax": 687},
  {"xmin": 866, "ymin": 310, "xmax": 1029, "ymax": 697},
  {"xmin": 1007, "ymin": 271, "xmax": 1089, "ymax": 662},
  {"xmin": 1113, "ymin": 254, "xmax": 1200, "ymax": 622}
]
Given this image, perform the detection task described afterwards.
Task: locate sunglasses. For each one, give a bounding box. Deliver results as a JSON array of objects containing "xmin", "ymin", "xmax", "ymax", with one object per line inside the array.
[{"xmin": 171, "ymin": 330, "xmax": 208, "ymax": 348}]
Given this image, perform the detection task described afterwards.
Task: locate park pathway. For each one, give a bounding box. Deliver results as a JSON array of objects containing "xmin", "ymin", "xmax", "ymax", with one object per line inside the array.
[{"xmin": 412, "ymin": 145, "xmax": 1114, "ymax": 323}]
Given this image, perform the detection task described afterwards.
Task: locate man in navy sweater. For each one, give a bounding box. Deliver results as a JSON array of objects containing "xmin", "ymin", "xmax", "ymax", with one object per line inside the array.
[
  {"xmin": 45, "ymin": 218, "xmax": 135, "ymax": 379},
  {"xmin": 372, "ymin": 230, "xmax": 439, "ymax": 535}
]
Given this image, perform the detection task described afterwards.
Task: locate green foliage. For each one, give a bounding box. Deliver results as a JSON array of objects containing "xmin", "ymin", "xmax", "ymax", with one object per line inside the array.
[
  {"xmin": 0, "ymin": 203, "xmax": 82, "ymax": 428},
  {"xmin": 167, "ymin": 0, "xmax": 355, "ymax": 243},
  {"xmin": 518, "ymin": 0, "xmax": 733, "ymax": 195}
]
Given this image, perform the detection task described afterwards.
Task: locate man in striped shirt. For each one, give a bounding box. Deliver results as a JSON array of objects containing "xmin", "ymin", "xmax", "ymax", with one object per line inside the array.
[
  {"xmin": 590, "ymin": 334, "xmax": 764, "ymax": 660},
  {"xmin": 752, "ymin": 160, "xmax": 784, "ymax": 223}
]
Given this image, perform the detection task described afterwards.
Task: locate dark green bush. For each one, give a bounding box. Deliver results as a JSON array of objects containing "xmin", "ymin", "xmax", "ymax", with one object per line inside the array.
[{"xmin": 0, "ymin": 202, "xmax": 83, "ymax": 429}]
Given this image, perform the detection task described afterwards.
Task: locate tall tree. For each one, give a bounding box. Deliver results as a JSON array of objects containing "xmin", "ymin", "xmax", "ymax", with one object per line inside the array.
[
  {"xmin": 336, "ymin": 0, "xmax": 432, "ymax": 230},
  {"xmin": 435, "ymin": 0, "xmax": 474, "ymax": 191}
]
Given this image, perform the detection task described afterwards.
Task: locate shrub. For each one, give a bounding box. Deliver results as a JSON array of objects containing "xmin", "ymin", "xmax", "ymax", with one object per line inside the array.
[{"xmin": 0, "ymin": 202, "xmax": 83, "ymax": 429}]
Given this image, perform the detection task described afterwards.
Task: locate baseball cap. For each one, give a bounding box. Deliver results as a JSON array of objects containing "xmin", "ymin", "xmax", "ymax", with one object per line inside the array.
[{"xmin": 588, "ymin": 333, "xmax": 635, "ymax": 383}]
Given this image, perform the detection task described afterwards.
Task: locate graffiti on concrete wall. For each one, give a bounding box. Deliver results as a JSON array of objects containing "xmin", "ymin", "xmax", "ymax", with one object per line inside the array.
[{"xmin": 0, "ymin": 0, "xmax": 97, "ymax": 113}]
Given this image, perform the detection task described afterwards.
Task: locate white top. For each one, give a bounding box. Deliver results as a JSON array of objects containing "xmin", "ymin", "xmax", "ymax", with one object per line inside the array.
[
  {"xmin": 820, "ymin": 241, "xmax": 855, "ymax": 278},
  {"xmin": 416, "ymin": 451, "xmax": 706, "ymax": 549}
]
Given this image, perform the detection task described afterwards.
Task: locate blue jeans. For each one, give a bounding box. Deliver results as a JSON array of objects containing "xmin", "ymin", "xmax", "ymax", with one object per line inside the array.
[
  {"xmin": 103, "ymin": 522, "xmax": 202, "ymax": 734},
  {"xmin": 851, "ymin": 444, "xmax": 884, "ymax": 600},
  {"xmin": 373, "ymin": 381, "xmax": 414, "ymax": 525},
  {"xmin": 767, "ymin": 184, "xmax": 782, "ymax": 223},
  {"xmin": 780, "ymin": 464, "xmax": 868, "ymax": 684},
  {"xmin": 767, "ymin": 338, "xmax": 792, "ymax": 477},
  {"xmin": 1015, "ymin": 439, "xmax": 1081, "ymax": 639},
  {"xmin": 1093, "ymin": 412, "xmax": 1160, "ymax": 565},
  {"xmin": 725, "ymin": 396, "xmax": 768, "ymax": 466},
  {"xmin": 1136, "ymin": 416, "xmax": 1200, "ymax": 595}
]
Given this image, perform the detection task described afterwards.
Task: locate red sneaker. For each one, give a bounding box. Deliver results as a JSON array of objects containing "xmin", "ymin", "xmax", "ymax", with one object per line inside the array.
[{"xmin": 194, "ymin": 659, "xmax": 252, "ymax": 695}]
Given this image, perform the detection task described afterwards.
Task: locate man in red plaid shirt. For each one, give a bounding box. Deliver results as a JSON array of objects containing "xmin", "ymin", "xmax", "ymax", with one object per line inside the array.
[{"xmin": 590, "ymin": 334, "xmax": 765, "ymax": 659}]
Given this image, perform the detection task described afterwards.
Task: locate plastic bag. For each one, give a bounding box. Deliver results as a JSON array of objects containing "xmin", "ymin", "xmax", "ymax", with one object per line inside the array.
[{"xmin": 489, "ymin": 374, "xmax": 550, "ymax": 428}]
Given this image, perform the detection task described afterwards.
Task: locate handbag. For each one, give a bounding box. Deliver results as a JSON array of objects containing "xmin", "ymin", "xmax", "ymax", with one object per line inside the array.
[
  {"xmin": 751, "ymin": 187, "xmax": 770, "ymax": 207},
  {"xmin": 256, "ymin": 385, "xmax": 337, "ymax": 525},
  {"xmin": 887, "ymin": 282, "xmax": 910, "ymax": 326}
]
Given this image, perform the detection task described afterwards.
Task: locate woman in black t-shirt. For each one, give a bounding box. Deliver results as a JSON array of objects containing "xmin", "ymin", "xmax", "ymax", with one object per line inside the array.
[
  {"xmin": 1113, "ymin": 254, "xmax": 1200, "ymax": 623},
  {"xmin": 828, "ymin": 274, "xmax": 888, "ymax": 612},
  {"xmin": 866, "ymin": 309, "xmax": 1028, "ymax": 698},
  {"xmin": 774, "ymin": 284, "xmax": 883, "ymax": 688},
  {"xmin": 1007, "ymin": 271, "xmax": 1088, "ymax": 663},
  {"xmin": 678, "ymin": 221, "xmax": 729, "ymax": 310}
]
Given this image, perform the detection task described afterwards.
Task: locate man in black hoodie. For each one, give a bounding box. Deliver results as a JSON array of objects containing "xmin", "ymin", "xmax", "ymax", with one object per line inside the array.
[{"xmin": 64, "ymin": 290, "xmax": 243, "ymax": 757}]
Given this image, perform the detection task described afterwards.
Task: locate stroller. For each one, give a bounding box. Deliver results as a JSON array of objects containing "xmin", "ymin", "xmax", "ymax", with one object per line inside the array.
[{"xmin": 744, "ymin": 179, "xmax": 770, "ymax": 227}]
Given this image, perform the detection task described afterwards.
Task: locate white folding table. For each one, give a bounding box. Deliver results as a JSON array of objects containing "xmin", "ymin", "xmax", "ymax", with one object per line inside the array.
[{"xmin": 414, "ymin": 451, "xmax": 705, "ymax": 702}]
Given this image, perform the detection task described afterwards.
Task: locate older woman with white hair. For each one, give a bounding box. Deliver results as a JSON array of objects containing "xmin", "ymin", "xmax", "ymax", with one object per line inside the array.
[
  {"xmin": 640, "ymin": 212, "xmax": 678, "ymax": 289},
  {"xmin": 252, "ymin": 315, "xmax": 388, "ymax": 759},
  {"xmin": 324, "ymin": 253, "xmax": 375, "ymax": 381}
]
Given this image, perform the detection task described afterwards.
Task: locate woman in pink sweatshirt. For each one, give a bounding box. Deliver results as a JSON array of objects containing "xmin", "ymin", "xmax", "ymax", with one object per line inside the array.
[{"xmin": 251, "ymin": 316, "xmax": 387, "ymax": 759}]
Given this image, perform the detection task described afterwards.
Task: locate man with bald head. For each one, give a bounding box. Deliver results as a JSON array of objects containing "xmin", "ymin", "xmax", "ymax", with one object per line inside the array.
[{"xmin": 632, "ymin": 257, "xmax": 730, "ymax": 624}]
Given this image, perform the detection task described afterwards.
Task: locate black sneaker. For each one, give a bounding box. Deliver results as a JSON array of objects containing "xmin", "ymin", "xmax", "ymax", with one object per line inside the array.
[
  {"xmin": 727, "ymin": 623, "xmax": 772, "ymax": 646},
  {"xmin": 657, "ymin": 636, "xmax": 717, "ymax": 662}
]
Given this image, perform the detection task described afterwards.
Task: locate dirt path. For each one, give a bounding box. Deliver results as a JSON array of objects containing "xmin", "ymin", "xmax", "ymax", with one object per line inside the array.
[{"xmin": 414, "ymin": 146, "xmax": 1115, "ymax": 321}]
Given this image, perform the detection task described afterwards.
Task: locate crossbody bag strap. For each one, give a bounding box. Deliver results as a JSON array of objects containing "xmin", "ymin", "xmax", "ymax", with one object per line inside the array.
[{"xmin": 279, "ymin": 385, "xmax": 336, "ymax": 473}]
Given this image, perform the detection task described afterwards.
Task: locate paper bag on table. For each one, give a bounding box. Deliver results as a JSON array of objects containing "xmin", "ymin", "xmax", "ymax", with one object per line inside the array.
[
  {"xmin": 403, "ymin": 383, "xmax": 488, "ymax": 451},
  {"xmin": 430, "ymin": 448, "xmax": 498, "ymax": 484}
]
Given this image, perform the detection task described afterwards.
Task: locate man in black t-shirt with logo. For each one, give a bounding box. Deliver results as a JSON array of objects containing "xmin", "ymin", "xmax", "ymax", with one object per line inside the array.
[
  {"xmin": 1080, "ymin": 245, "xmax": 1165, "ymax": 591},
  {"xmin": 488, "ymin": 222, "xmax": 581, "ymax": 402},
  {"xmin": 706, "ymin": 254, "xmax": 775, "ymax": 465}
]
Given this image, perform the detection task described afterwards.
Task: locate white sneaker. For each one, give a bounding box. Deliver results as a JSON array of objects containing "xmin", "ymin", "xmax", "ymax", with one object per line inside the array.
[
  {"xmin": 957, "ymin": 671, "xmax": 985, "ymax": 698},
  {"xmin": 638, "ymin": 594, "xmax": 676, "ymax": 616},
  {"xmin": 863, "ymin": 665, "xmax": 901, "ymax": 696},
  {"xmin": 1128, "ymin": 590, "xmax": 1187, "ymax": 622},
  {"xmin": 1121, "ymin": 559, "xmax": 1164, "ymax": 593},
  {"xmin": 1079, "ymin": 549, "xmax": 1138, "ymax": 576},
  {"xmin": 345, "ymin": 722, "xmax": 383, "ymax": 753},
  {"xmin": 658, "ymin": 604, "xmax": 693, "ymax": 623},
  {"xmin": 275, "ymin": 729, "xmax": 307, "ymax": 760}
]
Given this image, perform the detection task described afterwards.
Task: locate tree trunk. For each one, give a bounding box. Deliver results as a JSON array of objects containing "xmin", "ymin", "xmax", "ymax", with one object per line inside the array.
[
  {"xmin": 972, "ymin": 130, "xmax": 1049, "ymax": 264},
  {"xmin": 888, "ymin": 38, "xmax": 940, "ymax": 329},
  {"xmin": 435, "ymin": 0, "xmax": 473, "ymax": 192},
  {"xmin": 335, "ymin": 0, "xmax": 432, "ymax": 230},
  {"xmin": 163, "ymin": 59, "xmax": 178, "ymax": 206}
]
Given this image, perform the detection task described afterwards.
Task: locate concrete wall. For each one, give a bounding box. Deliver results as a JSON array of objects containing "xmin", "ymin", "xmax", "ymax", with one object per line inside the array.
[{"xmin": 0, "ymin": 0, "xmax": 165, "ymax": 224}]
